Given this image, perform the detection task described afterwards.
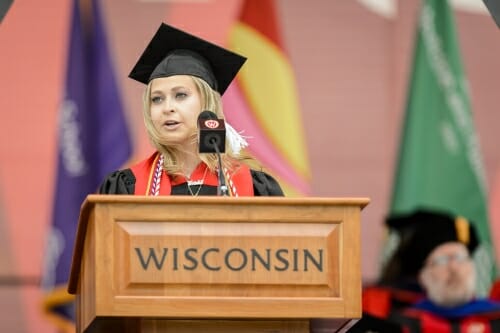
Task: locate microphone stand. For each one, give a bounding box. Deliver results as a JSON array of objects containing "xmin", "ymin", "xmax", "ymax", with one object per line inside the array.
[{"xmin": 211, "ymin": 138, "xmax": 229, "ymax": 196}]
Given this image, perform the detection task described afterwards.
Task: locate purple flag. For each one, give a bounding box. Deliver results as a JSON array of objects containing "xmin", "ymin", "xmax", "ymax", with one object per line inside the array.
[{"xmin": 42, "ymin": 0, "xmax": 132, "ymax": 327}]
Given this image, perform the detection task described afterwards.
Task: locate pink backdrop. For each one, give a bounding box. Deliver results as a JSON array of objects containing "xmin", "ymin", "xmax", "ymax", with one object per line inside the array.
[{"xmin": 1, "ymin": 1, "xmax": 499, "ymax": 331}]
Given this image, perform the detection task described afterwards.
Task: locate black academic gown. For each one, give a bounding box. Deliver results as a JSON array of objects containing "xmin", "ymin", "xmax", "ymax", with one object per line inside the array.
[{"xmin": 99, "ymin": 168, "xmax": 284, "ymax": 196}]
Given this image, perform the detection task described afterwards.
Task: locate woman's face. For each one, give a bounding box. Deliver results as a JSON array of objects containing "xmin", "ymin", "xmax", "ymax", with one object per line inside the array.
[{"xmin": 149, "ymin": 75, "xmax": 202, "ymax": 148}]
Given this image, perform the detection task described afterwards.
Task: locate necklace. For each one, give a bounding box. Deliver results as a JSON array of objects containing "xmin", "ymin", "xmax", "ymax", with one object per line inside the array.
[
  {"xmin": 186, "ymin": 165, "xmax": 209, "ymax": 197},
  {"xmin": 150, "ymin": 155, "xmax": 210, "ymax": 196}
]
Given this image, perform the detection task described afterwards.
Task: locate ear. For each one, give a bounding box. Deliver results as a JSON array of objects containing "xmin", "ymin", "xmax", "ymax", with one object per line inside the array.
[{"xmin": 418, "ymin": 268, "xmax": 428, "ymax": 289}]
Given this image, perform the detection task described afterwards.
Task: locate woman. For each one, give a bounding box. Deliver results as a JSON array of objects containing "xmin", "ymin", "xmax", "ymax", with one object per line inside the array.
[{"xmin": 99, "ymin": 23, "xmax": 283, "ymax": 197}]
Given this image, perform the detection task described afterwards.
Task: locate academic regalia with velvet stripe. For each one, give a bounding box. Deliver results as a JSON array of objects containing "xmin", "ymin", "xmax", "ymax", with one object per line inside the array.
[
  {"xmin": 394, "ymin": 299, "xmax": 500, "ymax": 333},
  {"xmin": 99, "ymin": 152, "xmax": 283, "ymax": 197}
]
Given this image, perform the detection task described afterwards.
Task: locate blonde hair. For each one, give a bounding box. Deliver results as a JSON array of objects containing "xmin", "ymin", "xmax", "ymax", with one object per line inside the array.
[{"xmin": 142, "ymin": 75, "xmax": 251, "ymax": 175}]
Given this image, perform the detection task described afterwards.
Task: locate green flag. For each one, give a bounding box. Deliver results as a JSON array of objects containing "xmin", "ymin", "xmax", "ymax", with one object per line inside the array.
[{"xmin": 390, "ymin": 0, "xmax": 495, "ymax": 295}]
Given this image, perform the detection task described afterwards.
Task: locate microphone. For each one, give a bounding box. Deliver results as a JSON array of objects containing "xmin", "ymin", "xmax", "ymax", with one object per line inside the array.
[
  {"xmin": 198, "ymin": 110, "xmax": 226, "ymax": 153},
  {"xmin": 197, "ymin": 111, "xmax": 229, "ymax": 196}
]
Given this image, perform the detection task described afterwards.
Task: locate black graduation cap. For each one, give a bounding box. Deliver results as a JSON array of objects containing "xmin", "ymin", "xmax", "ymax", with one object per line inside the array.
[
  {"xmin": 0, "ymin": 0, "xmax": 13, "ymax": 24},
  {"xmin": 483, "ymin": 0, "xmax": 500, "ymax": 29},
  {"xmin": 129, "ymin": 23, "xmax": 247, "ymax": 95},
  {"xmin": 385, "ymin": 210, "xmax": 479, "ymax": 278}
]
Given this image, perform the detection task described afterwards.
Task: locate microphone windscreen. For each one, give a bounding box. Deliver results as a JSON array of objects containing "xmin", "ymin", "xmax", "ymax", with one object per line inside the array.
[
  {"xmin": 198, "ymin": 110, "xmax": 218, "ymax": 122},
  {"xmin": 197, "ymin": 111, "xmax": 226, "ymax": 153}
]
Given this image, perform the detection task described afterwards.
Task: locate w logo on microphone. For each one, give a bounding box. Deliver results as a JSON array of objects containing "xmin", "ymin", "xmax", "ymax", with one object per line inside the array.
[{"xmin": 204, "ymin": 119, "xmax": 220, "ymax": 129}]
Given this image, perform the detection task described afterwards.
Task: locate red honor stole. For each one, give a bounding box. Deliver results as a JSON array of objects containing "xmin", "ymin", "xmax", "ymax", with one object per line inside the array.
[{"xmin": 130, "ymin": 152, "xmax": 254, "ymax": 196}]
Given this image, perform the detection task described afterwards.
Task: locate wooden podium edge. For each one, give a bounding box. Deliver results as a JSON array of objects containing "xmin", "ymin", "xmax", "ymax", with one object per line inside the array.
[{"xmin": 67, "ymin": 195, "xmax": 370, "ymax": 294}]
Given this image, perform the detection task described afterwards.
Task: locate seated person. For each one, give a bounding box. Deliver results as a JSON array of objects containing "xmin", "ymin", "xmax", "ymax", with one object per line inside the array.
[{"xmin": 385, "ymin": 210, "xmax": 500, "ymax": 333}]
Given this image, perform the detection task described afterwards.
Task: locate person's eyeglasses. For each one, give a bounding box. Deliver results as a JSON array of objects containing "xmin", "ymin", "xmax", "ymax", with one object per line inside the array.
[{"xmin": 426, "ymin": 252, "xmax": 470, "ymax": 267}]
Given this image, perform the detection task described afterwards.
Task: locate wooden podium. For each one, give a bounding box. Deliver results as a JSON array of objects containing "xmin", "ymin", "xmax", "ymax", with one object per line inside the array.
[{"xmin": 68, "ymin": 195, "xmax": 369, "ymax": 333}]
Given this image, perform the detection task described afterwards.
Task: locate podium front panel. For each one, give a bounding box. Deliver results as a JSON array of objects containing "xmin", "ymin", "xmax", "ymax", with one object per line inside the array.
[{"xmin": 70, "ymin": 196, "xmax": 367, "ymax": 322}]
